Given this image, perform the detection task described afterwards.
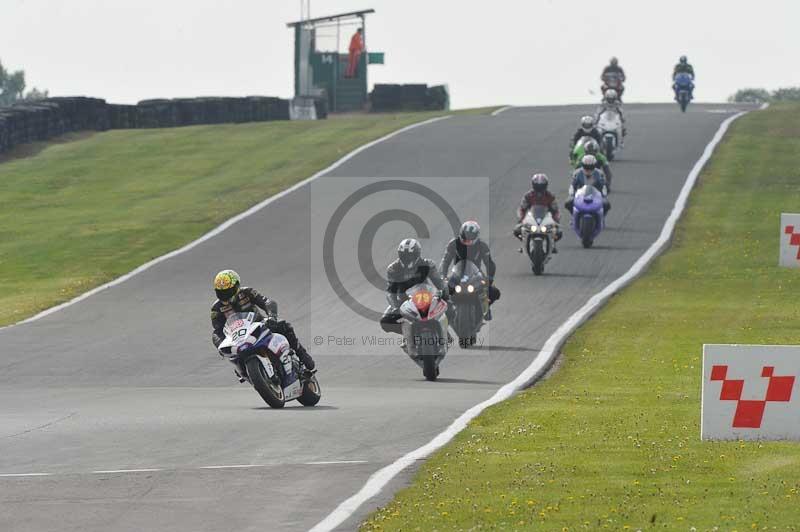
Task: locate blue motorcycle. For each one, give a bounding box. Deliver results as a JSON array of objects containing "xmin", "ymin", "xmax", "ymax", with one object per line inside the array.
[{"xmin": 674, "ymin": 73, "xmax": 694, "ymax": 112}]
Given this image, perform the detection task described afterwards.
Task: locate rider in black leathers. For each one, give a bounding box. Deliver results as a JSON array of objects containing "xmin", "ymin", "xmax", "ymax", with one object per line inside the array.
[
  {"xmin": 440, "ymin": 221, "xmax": 500, "ymax": 320},
  {"xmin": 380, "ymin": 238, "xmax": 450, "ymax": 335},
  {"xmin": 210, "ymin": 269, "xmax": 315, "ymax": 371}
]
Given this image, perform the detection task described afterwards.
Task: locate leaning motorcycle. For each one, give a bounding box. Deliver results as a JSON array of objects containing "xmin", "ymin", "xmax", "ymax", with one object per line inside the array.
[
  {"xmin": 674, "ymin": 73, "xmax": 694, "ymax": 112},
  {"xmin": 398, "ymin": 280, "xmax": 450, "ymax": 381},
  {"xmin": 447, "ymin": 260, "xmax": 487, "ymax": 347},
  {"xmin": 519, "ymin": 205, "xmax": 557, "ymax": 275},
  {"xmin": 597, "ymin": 108, "xmax": 622, "ymax": 161},
  {"xmin": 217, "ymin": 312, "xmax": 321, "ymax": 408},
  {"xmin": 571, "ymin": 185, "xmax": 605, "ymax": 248}
]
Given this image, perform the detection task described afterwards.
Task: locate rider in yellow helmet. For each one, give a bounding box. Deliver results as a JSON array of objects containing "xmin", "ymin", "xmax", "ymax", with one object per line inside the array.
[{"xmin": 210, "ymin": 269, "xmax": 315, "ymax": 373}]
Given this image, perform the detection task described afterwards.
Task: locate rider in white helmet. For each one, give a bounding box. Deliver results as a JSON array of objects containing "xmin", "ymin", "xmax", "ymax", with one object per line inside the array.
[{"xmin": 597, "ymin": 88, "xmax": 627, "ymax": 144}]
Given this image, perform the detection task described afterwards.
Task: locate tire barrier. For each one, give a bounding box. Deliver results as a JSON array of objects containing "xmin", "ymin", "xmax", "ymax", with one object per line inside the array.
[
  {"xmin": 0, "ymin": 95, "xmax": 296, "ymax": 155},
  {"xmin": 369, "ymin": 84, "xmax": 449, "ymax": 112}
]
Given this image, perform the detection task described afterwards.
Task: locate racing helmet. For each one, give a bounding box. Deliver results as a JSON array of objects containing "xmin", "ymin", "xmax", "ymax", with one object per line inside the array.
[
  {"xmin": 397, "ymin": 238, "xmax": 422, "ymax": 270},
  {"xmin": 581, "ymin": 154, "xmax": 597, "ymax": 172},
  {"xmin": 680, "ymin": 55, "xmax": 687, "ymax": 64},
  {"xmin": 214, "ymin": 269, "xmax": 241, "ymax": 301},
  {"xmin": 584, "ymin": 139, "xmax": 600, "ymax": 155},
  {"xmin": 531, "ymin": 173, "xmax": 549, "ymax": 193},
  {"xmin": 610, "ymin": 56, "xmax": 618, "ymax": 66},
  {"xmin": 459, "ymin": 220, "xmax": 481, "ymax": 246},
  {"xmin": 605, "ymin": 89, "xmax": 618, "ymax": 103},
  {"xmin": 580, "ymin": 115, "xmax": 594, "ymax": 132}
]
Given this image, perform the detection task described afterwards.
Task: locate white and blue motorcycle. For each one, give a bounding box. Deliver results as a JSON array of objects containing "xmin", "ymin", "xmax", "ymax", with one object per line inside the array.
[{"xmin": 217, "ymin": 312, "xmax": 321, "ymax": 408}]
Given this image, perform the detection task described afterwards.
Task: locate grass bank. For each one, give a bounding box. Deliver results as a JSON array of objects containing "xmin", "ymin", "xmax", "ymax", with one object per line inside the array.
[
  {"xmin": 0, "ymin": 108, "xmax": 499, "ymax": 327},
  {"xmin": 362, "ymin": 105, "xmax": 800, "ymax": 530}
]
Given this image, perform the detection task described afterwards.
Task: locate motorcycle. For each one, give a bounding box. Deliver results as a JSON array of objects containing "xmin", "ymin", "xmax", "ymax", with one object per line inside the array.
[
  {"xmin": 570, "ymin": 135, "xmax": 596, "ymax": 166},
  {"xmin": 571, "ymin": 184, "xmax": 605, "ymax": 248},
  {"xmin": 674, "ymin": 73, "xmax": 694, "ymax": 112},
  {"xmin": 398, "ymin": 280, "xmax": 450, "ymax": 381},
  {"xmin": 447, "ymin": 260, "xmax": 487, "ymax": 347},
  {"xmin": 519, "ymin": 205, "xmax": 557, "ymax": 275},
  {"xmin": 596, "ymin": 108, "xmax": 623, "ymax": 161},
  {"xmin": 601, "ymin": 72, "xmax": 625, "ymax": 100},
  {"xmin": 217, "ymin": 312, "xmax": 321, "ymax": 408}
]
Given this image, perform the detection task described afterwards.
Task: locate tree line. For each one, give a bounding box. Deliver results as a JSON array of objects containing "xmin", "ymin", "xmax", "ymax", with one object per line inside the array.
[
  {"xmin": 729, "ymin": 87, "xmax": 800, "ymax": 103},
  {"xmin": 0, "ymin": 59, "xmax": 48, "ymax": 106}
]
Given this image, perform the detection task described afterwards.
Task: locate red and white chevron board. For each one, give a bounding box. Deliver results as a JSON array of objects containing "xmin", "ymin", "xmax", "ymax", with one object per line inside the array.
[
  {"xmin": 702, "ymin": 344, "xmax": 800, "ymax": 440},
  {"xmin": 780, "ymin": 213, "xmax": 800, "ymax": 268}
]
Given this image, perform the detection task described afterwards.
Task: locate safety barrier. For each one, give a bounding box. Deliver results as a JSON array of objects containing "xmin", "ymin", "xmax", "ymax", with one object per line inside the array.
[
  {"xmin": 0, "ymin": 96, "xmax": 294, "ymax": 154},
  {"xmin": 369, "ymin": 84, "xmax": 449, "ymax": 112}
]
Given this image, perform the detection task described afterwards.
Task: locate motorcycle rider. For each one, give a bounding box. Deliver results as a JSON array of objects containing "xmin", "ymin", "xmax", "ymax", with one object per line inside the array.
[
  {"xmin": 570, "ymin": 115, "xmax": 603, "ymax": 157},
  {"xmin": 565, "ymin": 155, "xmax": 610, "ymax": 215},
  {"xmin": 440, "ymin": 221, "xmax": 500, "ymax": 321},
  {"xmin": 210, "ymin": 269, "xmax": 315, "ymax": 372},
  {"xmin": 672, "ymin": 56, "xmax": 695, "ymax": 101},
  {"xmin": 513, "ymin": 173, "xmax": 563, "ymax": 253},
  {"xmin": 380, "ymin": 238, "xmax": 450, "ymax": 335},
  {"xmin": 601, "ymin": 57, "xmax": 626, "ymax": 100},
  {"xmin": 596, "ymin": 88, "xmax": 627, "ymax": 145},
  {"xmin": 581, "ymin": 139, "xmax": 613, "ymax": 185}
]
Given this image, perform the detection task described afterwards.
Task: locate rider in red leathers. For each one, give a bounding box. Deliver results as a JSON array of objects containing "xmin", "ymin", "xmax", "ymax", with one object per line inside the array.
[{"xmin": 513, "ymin": 173, "xmax": 563, "ymax": 253}]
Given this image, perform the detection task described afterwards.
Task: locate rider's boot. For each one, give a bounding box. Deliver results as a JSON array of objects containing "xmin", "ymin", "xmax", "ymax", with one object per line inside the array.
[{"xmin": 295, "ymin": 344, "xmax": 316, "ymax": 372}]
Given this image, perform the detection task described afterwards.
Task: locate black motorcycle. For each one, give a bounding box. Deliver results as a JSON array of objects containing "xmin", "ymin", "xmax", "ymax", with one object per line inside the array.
[{"xmin": 447, "ymin": 260, "xmax": 487, "ymax": 348}]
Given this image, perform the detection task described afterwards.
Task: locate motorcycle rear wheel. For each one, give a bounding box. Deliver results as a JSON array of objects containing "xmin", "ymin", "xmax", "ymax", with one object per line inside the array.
[
  {"xmin": 605, "ymin": 137, "xmax": 615, "ymax": 161},
  {"xmin": 246, "ymin": 357, "xmax": 286, "ymax": 408}
]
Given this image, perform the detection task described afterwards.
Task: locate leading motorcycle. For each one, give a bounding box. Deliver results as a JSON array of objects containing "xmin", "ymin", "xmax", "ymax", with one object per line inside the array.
[
  {"xmin": 217, "ymin": 312, "xmax": 321, "ymax": 408},
  {"xmin": 447, "ymin": 260, "xmax": 487, "ymax": 347},
  {"xmin": 601, "ymin": 71, "xmax": 625, "ymax": 100},
  {"xmin": 674, "ymin": 73, "xmax": 694, "ymax": 112},
  {"xmin": 398, "ymin": 280, "xmax": 450, "ymax": 381}
]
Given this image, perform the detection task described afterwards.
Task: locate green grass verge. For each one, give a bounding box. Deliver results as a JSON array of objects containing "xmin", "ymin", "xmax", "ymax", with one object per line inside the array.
[
  {"xmin": 361, "ymin": 105, "xmax": 800, "ymax": 531},
  {"xmin": 1, "ymin": 109, "xmax": 501, "ymax": 326}
]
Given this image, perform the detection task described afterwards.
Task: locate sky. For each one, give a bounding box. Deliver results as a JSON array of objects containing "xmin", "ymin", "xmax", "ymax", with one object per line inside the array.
[{"xmin": 3, "ymin": 0, "xmax": 798, "ymax": 108}]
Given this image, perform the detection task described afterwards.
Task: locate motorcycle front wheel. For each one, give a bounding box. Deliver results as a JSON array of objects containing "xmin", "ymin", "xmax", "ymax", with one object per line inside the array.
[
  {"xmin": 246, "ymin": 356, "xmax": 286, "ymax": 408},
  {"xmin": 422, "ymin": 356, "xmax": 439, "ymax": 381},
  {"xmin": 297, "ymin": 374, "xmax": 322, "ymax": 406},
  {"xmin": 529, "ymin": 236, "xmax": 545, "ymax": 275},
  {"xmin": 580, "ymin": 215, "xmax": 596, "ymax": 249}
]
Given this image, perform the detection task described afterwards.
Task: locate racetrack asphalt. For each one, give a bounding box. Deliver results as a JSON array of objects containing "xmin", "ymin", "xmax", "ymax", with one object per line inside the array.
[{"xmin": 0, "ymin": 103, "xmax": 757, "ymax": 532}]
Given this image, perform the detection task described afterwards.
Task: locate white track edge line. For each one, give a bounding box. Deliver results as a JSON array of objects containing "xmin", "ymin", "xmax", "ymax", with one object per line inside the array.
[
  {"xmin": 0, "ymin": 473, "xmax": 52, "ymax": 477},
  {"xmin": 309, "ymin": 107, "xmax": 762, "ymax": 532},
  {"xmin": 305, "ymin": 460, "xmax": 369, "ymax": 465},
  {"xmin": 0, "ymin": 115, "xmax": 452, "ymax": 332},
  {"xmin": 490, "ymin": 105, "xmax": 512, "ymax": 117},
  {"xmin": 92, "ymin": 468, "xmax": 163, "ymax": 474}
]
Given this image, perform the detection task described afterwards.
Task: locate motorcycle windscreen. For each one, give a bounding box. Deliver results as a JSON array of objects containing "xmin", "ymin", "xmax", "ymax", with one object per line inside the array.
[
  {"xmin": 531, "ymin": 205, "xmax": 549, "ymax": 224},
  {"xmin": 448, "ymin": 259, "xmax": 483, "ymax": 284},
  {"xmin": 576, "ymin": 185, "xmax": 600, "ymax": 203},
  {"xmin": 222, "ymin": 312, "xmax": 255, "ymax": 338},
  {"xmin": 405, "ymin": 281, "xmax": 438, "ymax": 316}
]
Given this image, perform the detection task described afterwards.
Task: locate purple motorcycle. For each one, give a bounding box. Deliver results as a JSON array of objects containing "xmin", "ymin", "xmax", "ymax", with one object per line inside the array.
[{"xmin": 571, "ymin": 185, "xmax": 605, "ymax": 248}]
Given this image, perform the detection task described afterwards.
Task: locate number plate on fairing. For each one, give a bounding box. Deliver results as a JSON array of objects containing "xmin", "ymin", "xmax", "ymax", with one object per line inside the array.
[{"xmin": 284, "ymin": 379, "xmax": 303, "ymax": 401}]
